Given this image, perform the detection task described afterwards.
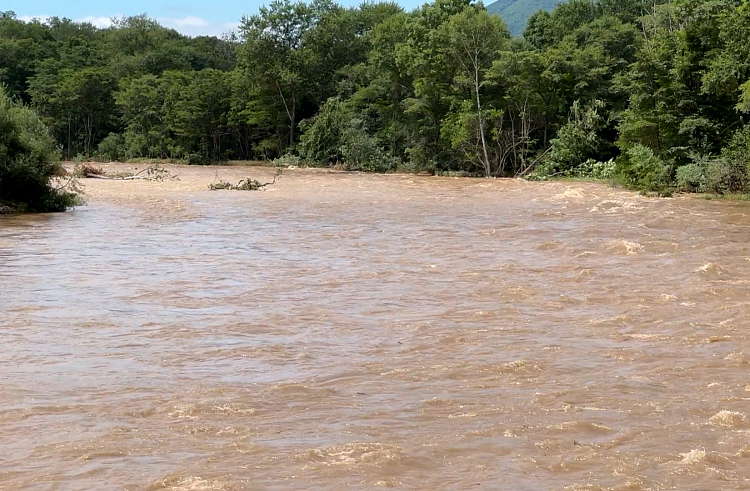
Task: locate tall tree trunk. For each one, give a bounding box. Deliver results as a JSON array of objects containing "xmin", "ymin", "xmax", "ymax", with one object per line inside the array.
[{"xmin": 474, "ymin": 64, "xmax": 491, "ymax": 177}]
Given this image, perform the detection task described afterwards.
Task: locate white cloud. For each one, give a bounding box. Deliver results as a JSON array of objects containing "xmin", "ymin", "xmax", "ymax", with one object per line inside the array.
[
  {"xmin": 17, "ymin": 14, "xmax": 115, "ymax": 29},
  {"xmin": 166, "ymin": 16, "xmax": 209, "ymax": 28},
  {"xmin": 18, "ymin": 15, "xmax": 50, "ymax": 23},
  {"xmin": 75, "ymin": 16, "xmax": 114, "ymax": 29},
  {"xmin": 16, "ymin": 13, "xmax": 237, "ymax": 38},
  {"xmin": 159, "ymin": 17, "xmax": 238, "ymax": 37}
]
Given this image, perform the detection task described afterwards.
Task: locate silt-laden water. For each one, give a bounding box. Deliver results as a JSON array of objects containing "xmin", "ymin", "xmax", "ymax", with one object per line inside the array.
[{"xmin": 2, "ymin": 165, "xmax": 750, "ymax": 490}]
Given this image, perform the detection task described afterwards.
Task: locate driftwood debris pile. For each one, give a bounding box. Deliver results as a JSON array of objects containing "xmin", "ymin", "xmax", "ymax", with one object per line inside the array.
[
  {"xmin": 74, "ymin": 163, "xmax": 178, "ymax": 181},
  {"xmin": 208, "ymin": 167, "xmax": 281, "ymax": 191}
]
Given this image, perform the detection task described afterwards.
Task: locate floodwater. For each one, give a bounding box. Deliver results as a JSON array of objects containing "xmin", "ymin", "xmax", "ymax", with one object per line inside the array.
[{"xmin": 2, "ymin": 164, "xmax": 750, "ymax": 491}]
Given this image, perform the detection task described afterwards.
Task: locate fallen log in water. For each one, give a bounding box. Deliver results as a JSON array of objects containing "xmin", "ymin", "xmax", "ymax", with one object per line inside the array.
[
  {"xmin": 77, "ymin": 164, "xmax": 178, "ymax": 182},
  {"xmin": 85, "ymin": 174, "xmax": 148, "ymax": 180}
]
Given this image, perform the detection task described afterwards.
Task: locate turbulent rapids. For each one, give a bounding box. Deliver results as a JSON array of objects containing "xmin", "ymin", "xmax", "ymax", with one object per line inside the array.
[{"xmin": 2, "ymin": 164, "xmax": 750, "ymax": 490}]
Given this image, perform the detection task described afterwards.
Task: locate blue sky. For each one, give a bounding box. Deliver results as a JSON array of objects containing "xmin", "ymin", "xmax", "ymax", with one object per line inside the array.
[{"xmin": 8, "ymin": 0, "xmax": 426, "ymax": 36}]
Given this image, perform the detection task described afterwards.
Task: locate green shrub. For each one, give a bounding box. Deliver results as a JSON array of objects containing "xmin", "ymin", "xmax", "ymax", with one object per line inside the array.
[
  {"xmin": 538, "ymin": 99, "xmax": 611, "ymax": 177},
  {"xmin": 273, "ymin": 154, "xmax": 302, "ymax": 167},
  {"xmin": 186, "ymin": 153, "xmax": 209, "ymax": 165},
  {"xmin": 0, "ymin": 88, "xmax": 78, "ymax": 213},
  {"xmin": 723, "ymin": 125, "xmax": 750, "ymax": 165},
  {"xmin": 96, "ymin": 133, "xmax": 126, "ymax": 162},
  {"xmin": 702, "ymin": 157, "xmax": 748, "ymax": 194},
  {"xmin": 675, "ymin": 163, "xmax": 705, "ymax": 192},
  {"xmin": 614, "ymin": 144, "xmax": 671, "ymax": 193},
  {"xmin": 339, "ymin": 128, "xmax": 399, "ymax": 172},
  {"xmin": 530, "ymin": 157, "xmax": 615, "ymax": 181},
  {"xmin": 298, "ymin": 97, "xmax": 399, "ymax": 172},
  {"xmin": 298, "ymin": 98, "xmax": 350, "ymax": 166},
  {"xmin": 401, "ymin": 147, "xmax": 437, "ymax": 175},
  {"xmin": 703, "ymin": 125, "xmax": 750, "ymax": 194},
  {"xmin": 123, "ymin": 131, "xmax": 149, "ymax": 159}
]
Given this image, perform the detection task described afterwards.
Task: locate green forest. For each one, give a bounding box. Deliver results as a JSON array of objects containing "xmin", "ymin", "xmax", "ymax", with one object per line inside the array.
[{"xmin": 3, "ymin": 0, "xmax": 750, "ymax": 211}]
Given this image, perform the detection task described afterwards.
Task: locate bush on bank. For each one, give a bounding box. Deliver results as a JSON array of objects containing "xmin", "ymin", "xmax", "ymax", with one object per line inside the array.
[{"xmin": 0, "ymin": 87, "xmax": 78, "ymax": 213}]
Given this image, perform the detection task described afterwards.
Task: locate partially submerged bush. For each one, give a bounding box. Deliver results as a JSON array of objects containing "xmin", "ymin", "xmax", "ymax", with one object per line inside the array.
[
  {"xmin": 339, "ymin": 128, "xmax": 399, "ymax": 172},
  {"xmin": 530, "ymin": 157, "xmax": 615, "ymax": 181},
  {"xmin": 675, "ymin": 162, "xmax": 704, "ymax": 192},
  {"xmin": 95, "ymin": 133, "xmax": 126, "ymax": 162},
  {"xmin": 298, "ymin": 97, "xmax": 399, "ymax": 172},
  {"xmin": 186, "ymin": 153, "xmax": 209, "ymax": 165},
  {"xmin": 702, "ymin": 157, "xmax": 748, "ymax": 194},
  {"xmin": 273, "ymin": 153, "xmax": 302, "ymax": 168},
  {"xmin": 535, "ymin": 100, "xmax": 613, "ymax": 178},
  {"xmin": 675, "ymin": 127, "xmax": 750, "ymax": 195},
  {"xmin": 0, "ymin": 88, "xmax": 78, "ymax": 212},
  {"xmin": 613, "ymin": 144, "xmax": 671, "ymax": 194},
  {"xmin": 707, "ymin": 125, "xmax": 750, "ymax": 194}
]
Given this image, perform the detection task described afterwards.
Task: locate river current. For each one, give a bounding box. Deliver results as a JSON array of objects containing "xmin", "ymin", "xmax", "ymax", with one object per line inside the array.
[{"xmin": 2, "ymin": 165, "xmax": 750, "ymax": 490}]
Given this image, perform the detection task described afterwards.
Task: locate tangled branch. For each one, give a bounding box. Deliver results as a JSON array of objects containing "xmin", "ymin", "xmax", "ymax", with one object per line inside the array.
[{"xmin": 208, "ymin": 167, "xmax": 282, "ymax": 191}]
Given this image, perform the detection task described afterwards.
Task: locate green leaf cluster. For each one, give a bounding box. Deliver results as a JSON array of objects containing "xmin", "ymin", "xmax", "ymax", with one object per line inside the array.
[{"xmin": 0, "ymin": 86, "xmax": 77, "ymax": 212}]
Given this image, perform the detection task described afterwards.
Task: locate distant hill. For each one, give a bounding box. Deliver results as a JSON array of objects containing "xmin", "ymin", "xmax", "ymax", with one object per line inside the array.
[{"xmin": 485, "ymin": 0, "xmax": 562, "ymax": 36}]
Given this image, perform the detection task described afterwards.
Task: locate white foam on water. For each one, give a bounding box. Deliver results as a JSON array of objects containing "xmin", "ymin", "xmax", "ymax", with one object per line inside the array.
[
  {"xmin": 709, "ymin": 410, "xmax": 748, "ymax": 428},
  {"xmin": 298, "ymin": 442, "xmax": 404, "ymax": 467},
  {"xmin": 168, "ymin": 404, "xmax": 198, "ymax": 420},
  {"xmin": 679, "ymin": 448, "xmax": 706, "ymax": 464},
  {"xmin": 697, "ymin": 262, "xmax": 725, "ymax": 275},
  {"xmin": 147, "ymin": 475, "xmax": 229, "ymax": 491},
  {"xmin": 590, "ymin": 199, "xmax": 644, "ymax": 214},
  {"xmin": 724, "ymin": 352, "xmax": 746, "ymax": 363},
  {"xmin": 607, "ymin": 240, "xmax": 644, "ymax": 255}
]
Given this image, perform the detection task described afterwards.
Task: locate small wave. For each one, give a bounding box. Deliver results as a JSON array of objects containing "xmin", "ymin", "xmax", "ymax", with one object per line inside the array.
[
  {"xmin": 589, "ymin": 315, "xmax": 630, "ymax": 327},
  {"xmin": 607, "ymin": 240, "xmax": 644, "ymax": 255},
  {"xmin": 590, "ymin": 199, "xmax": 643, "ymax": 214},
  {"xmin": 537, "ymin": 241, "xmax": 564, "ymax": 250},
  {"xmin": 696, "ymin": 262, "xmax": 725, "ymax": 275},
  {"xmin": 168, "ymin": 404, "xmax": 198, "ymax": 420},
  {"xmin": 297, "ymin": 442, "xmax": 403, "ymax": 467},
  {"xmin": 492, "ymin": 359, "xmax": 537, "ymax": 374},
  {"xmin": 702, "ymin": 336, "xmax": 732, "ymax": 343},
  {"xmin": 575, "ymin": 251, "xmax": 597, "ymax": 258},
  {"xmin": 550, "ymin": 188, "xmax": 586, "ymax": 201},
  {"xmin": 629, "ymin": 333, "xmax": 669, "ymax": 340},
  {"xmin": 147, "ymin": 475, "xmax": 231, "ymax": 491},
  {"xmin": 553, "ymin": 421, "xmax": 614, "ymax": 433},
  {"xmin": 724, "ymin": 352, "xmax": 747, "ymax": 364},
  {"xmin": 709, "ymin": 410, "xmax": 748, "ymax": 428},
  {"xmin": 679, "ymin": 448, "xmax": 706, "ymax": 464},
  {"xmin": 210, "ymin": 403, "xmax": 256, "ymax": 416},
  {"xmin": 380, "ymin": 368, "xmax": 410, "ymax": 376},
  {"xmin": 421, "ymin": 397, "xmax": 456, "ymax": 407},
  {"xmin": 168, "ymin": 403, "xmax": 256, "ymax": 420}
]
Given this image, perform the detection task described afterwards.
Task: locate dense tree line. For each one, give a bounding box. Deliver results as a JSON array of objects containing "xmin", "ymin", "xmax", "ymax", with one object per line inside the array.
[{"xmin": 3, "ymin": 0, "xmax": 750, "ymax": 195}]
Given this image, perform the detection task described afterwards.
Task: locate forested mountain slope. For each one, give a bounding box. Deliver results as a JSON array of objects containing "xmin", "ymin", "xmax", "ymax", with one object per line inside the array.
[{"xmin": 485, "ymin": 0, "xmax": 560, "ymax": 35}]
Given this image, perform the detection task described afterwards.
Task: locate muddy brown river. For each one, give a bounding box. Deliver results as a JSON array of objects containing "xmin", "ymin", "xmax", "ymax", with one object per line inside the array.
[{"xmin": 2, "ymin": 164, "xmax": 750, "ymax": 490}]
